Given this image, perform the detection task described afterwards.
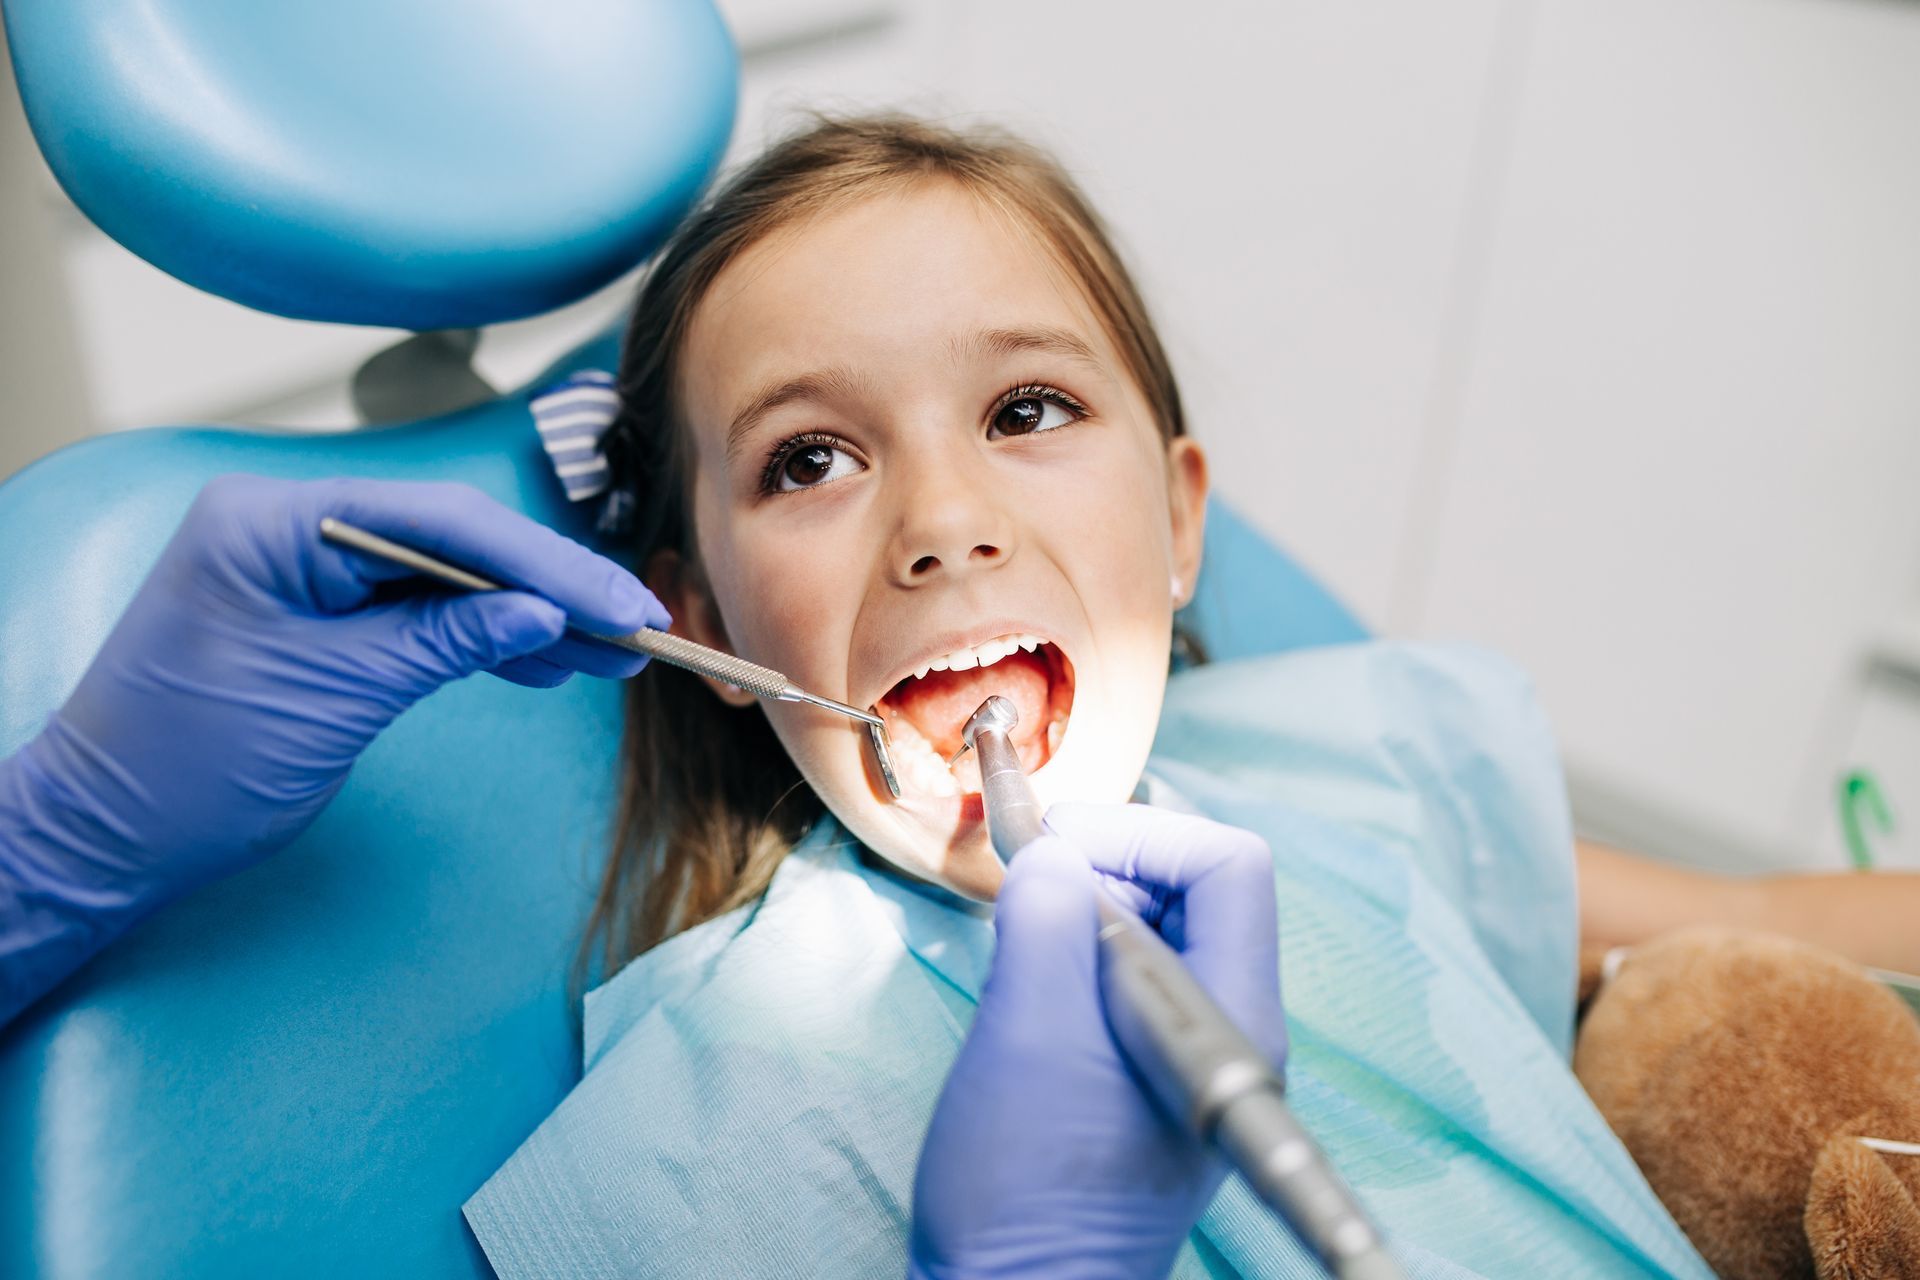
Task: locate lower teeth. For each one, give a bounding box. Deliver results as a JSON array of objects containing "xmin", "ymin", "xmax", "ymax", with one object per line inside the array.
[
  {"xmin": 885, "ymin": 715, "xmax": 960, "ymax": 798},
  {"xmin": 879, "ymin": 711, "xmax": 1063, "ymax": 798}
]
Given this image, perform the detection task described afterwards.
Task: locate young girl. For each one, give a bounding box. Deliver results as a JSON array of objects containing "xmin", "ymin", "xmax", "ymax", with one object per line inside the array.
[{"xmin": 463, "ymin": 115, "xmax": 1903, "ymax": 1278}]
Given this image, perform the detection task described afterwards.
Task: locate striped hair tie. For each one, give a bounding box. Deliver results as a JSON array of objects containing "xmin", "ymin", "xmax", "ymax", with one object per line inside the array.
[{"xmin": 529, "ymin": 369, "xmax": 632, "ymax": 533}]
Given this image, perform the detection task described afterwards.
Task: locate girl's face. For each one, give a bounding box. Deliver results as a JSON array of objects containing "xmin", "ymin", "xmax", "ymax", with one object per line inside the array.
[{"xmin": 660, "ymin": 180, "xmax": 1208, "ymax": 900}]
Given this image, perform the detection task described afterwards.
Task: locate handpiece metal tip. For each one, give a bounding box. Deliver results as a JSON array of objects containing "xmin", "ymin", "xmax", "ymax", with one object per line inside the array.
[{"xmin": 961, "ymin": 696, "xmax": 1020, "ymax": 751}]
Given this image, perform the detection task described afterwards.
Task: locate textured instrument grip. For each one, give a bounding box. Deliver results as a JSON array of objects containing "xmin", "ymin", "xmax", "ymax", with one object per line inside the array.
[{"xmin": 591, "ymin": 628, "xmax": 792, "ymax": 700}]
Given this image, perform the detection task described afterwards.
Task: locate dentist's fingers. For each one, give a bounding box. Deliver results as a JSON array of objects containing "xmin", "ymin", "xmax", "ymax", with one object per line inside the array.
[
  {"xmin": 911, "ymin": 837, "xmax": 1169, "ymax": 1277},
  {"xmin": 483, "ymin": 632, "xmax": 653, "ymax": 686},
  {"xmin": 1045, "ymin": 802, "xmax": 1264, "ymax": 894},
  {"xmin": 401, "ymin": 592, "xmax": 568, "ymax": 682},
  {"xmin": 984, "ymin": 836, "xmax": 1105, "ymax": 1042},
  {"xmin": 490, "ymin": 653, "xmax": 576, "ymax": 688},
  {"xmin": 301, "ymin": 478, "xmax": 671, "ymax": 634},
  {"xmin": 1044, "ymin": 802, "xmax": 1285, "ymax": 1066},
  {"xmin": 528, "ymin": 631, "xmax": 651, "ymax": 681}
]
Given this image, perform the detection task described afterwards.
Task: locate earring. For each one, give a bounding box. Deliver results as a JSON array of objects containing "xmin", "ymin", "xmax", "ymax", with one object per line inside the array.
[{"xmin": 1171, "ymin": 574, "xmax": 1185, "ymax": 608}]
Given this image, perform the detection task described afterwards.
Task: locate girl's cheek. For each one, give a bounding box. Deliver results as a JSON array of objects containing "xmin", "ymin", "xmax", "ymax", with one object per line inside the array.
[
  {"xmin": 1054, "ymin": 445, "xmax": 1171, "ymax": 540},
  {"xmin": 720, "ymin": 527, "xmax": 851, "ymax": 669},
  {"xmin": 1081, "ymin": 464, "xmax": 1181, "ymax": 608}
]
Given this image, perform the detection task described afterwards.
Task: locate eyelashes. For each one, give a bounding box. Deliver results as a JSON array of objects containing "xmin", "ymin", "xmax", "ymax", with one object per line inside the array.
[
  {"xmin": 759, "ymin": 431, "xmax": 856, "ymax": 494},
  {"xmin": 986, "ymin": 384, "xmax": 1089, "ymax": 439},
  {"xmin": 989, "ymin": 382, "xmax": 1089, "ymax": 422},
  {"xmin": 757, "ymin": 382, "xmax": 1091, "ymax": 496}
]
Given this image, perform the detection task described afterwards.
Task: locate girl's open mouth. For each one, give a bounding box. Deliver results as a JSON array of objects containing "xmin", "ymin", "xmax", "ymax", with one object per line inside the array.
[{"xmin": 873, "ymin": 635, "xmax": 1075, "ymax": 797}]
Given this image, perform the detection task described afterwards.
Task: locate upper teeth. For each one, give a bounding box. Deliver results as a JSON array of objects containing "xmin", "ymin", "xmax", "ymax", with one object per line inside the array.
[{"xmin": 914, "ymin": 633, "xmax": 1044, "ymax": 680}]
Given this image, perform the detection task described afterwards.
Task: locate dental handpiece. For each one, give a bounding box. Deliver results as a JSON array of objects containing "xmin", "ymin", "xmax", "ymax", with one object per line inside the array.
[
  {"xmin": 317, "ymin": 518, "xmax": 900, "ymax": 797},
  {"xmin": 961, "ymin": 697, "xmax": 1404, "ymax": 1280}
]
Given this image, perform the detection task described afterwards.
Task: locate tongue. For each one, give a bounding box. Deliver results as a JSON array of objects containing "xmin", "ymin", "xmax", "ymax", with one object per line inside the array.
[{"xmin": 886, "ymin": 649, "xmax": 1051, "ymax": 759}]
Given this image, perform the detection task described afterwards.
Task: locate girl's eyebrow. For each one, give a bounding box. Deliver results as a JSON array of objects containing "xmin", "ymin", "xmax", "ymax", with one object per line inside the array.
[
  {"xmin": 957, "ymin": 325, "xmax": 1104, "ymax": 370},
  {"xmin": 726, "ymin": 365, "xmax": 867, "ymax": 460},
  {"xmin": 723, "ymin": 326, "xmax": 1106, "ymax": 461}
]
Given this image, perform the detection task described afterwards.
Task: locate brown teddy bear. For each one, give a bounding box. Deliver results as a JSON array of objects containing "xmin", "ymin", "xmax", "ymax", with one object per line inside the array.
[{"xmin": 1574, "ymin": 928, "xmax": 1920, "ymax": 1278}]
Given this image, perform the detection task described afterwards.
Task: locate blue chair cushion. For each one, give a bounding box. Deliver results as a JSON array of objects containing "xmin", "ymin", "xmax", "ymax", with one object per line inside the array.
[
  {"xmin": 0, "ymin": 327, "xmax": 1362, "ymax": 1278},
  {"xmin": 1183, "ymin": 501, "xmax": 1367, "ymax": 660}
]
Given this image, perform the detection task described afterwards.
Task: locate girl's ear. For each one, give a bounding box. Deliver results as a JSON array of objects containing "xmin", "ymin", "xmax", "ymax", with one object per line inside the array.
[
  {"xmin": 1166, "ymin": 437, "xmax": 1209, "ymax": 608},
  {"xmin": 643, "ymin": 548, "xmax": 759, "ymax": 708}
]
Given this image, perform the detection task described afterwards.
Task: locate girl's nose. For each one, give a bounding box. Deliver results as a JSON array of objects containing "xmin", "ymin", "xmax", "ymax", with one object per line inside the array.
[{"xmin": 887, "ymin": 449, "xmax": 1017, "ymax": 586}]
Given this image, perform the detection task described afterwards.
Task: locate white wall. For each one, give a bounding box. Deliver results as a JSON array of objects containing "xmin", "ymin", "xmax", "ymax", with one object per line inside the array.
[
  {"xmin": 1405, "ymin": 0, "xmax": 1920, "ymax": 868},
  {"xmin": 0, "ymin": 19, "xmax": 91, "ymax": 480},
  {"xmin": 5, "ymin": 0, "xmax": 1919, "ymax": 871}
]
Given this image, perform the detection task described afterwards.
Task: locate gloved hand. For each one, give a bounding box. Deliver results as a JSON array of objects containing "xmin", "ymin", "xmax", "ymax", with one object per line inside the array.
[
  {"xmin": 910, "ymin": 803, "xmax": 1286, "ymax": 1280},
  {"xmin": 0, "ymin": 475, "xmax": 666, "ymax": 1023}
]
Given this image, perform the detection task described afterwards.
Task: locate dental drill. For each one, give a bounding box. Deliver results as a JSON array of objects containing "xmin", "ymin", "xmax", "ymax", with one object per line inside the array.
[
  {"xmin": 316, "ymin": 518, "xmax": 901, "ymax": 797},
  {"xmin": 959, "ymin": 696, "xmax": 1404, "ymax": 1280}
]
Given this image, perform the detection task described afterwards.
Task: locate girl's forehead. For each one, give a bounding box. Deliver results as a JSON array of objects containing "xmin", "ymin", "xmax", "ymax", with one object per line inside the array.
[{"xmin": 679, "ymin": 183, "xmax": 1117, "ymax": 422}]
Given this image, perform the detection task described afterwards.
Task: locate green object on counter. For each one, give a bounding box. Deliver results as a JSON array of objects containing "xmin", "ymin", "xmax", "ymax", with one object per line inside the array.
[{"xmin": 1839, "ymin": 770, "xmax": 1894, "ymax": 871}]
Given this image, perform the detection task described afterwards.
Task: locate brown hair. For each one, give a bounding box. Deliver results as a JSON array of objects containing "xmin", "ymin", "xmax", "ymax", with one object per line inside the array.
[{"xmin": 582, "ymin": 114, "xmax": 1190, "ymax": 976}]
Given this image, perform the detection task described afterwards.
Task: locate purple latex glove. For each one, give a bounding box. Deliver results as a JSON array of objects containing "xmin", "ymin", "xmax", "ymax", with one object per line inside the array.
[
  {"xmin": 0, "ymin": 475, "xmax": 667, "ymax": 1025},
  {"xmin": 910, "ymin": 803, "xmax": 1286, "ymax": 1280}
]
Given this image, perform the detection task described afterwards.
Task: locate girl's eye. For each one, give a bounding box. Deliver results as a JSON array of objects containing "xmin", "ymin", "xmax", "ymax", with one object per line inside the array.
[
  {"xmin": 988, "ymin": 386, "xmax": 1086, "ymax": 439},
  {"xmin": 765, "ymin": 434, "xmax": 864, "ymax": 493}
]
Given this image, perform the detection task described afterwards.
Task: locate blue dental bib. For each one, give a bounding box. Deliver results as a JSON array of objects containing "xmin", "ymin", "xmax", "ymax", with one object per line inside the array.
[{"xmin": 466, "ymin": 642, "xmax": 1710, "ymax": 1279}]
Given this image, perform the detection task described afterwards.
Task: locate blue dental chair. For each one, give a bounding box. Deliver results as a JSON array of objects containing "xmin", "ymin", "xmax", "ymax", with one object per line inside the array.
[{"xmin": 0, "ymin": 5, "xmax": 1365, "ymax": 1276}]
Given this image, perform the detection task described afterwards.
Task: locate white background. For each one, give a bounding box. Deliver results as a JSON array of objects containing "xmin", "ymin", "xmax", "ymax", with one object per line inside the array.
[{"xmin": 5, "ymin": 0, "xmax": 1919, "ymax": 872}]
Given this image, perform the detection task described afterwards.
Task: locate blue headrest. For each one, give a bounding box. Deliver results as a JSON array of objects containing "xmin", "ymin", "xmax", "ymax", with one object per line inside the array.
[{"xmin": 2, "ymin": 0, "xmax": 737, "ymax": 327}]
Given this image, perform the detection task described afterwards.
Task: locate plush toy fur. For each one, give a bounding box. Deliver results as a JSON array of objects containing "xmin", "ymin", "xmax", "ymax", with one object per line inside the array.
[{"xmin": 1573, "ymin": 928, "xmax": 1920, "ymax": 1279}]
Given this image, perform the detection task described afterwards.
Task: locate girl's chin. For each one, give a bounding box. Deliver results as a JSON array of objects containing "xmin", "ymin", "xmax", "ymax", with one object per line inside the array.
[
  {"xmin": 834, "ymin": 730, "xmax": 1136, "ymax": 902},
  {"xmin": 891, "ymin": 794, "xmax": 1002, "ymax": 898},
  {"xmin": 933, "ymin": 838, "xmax": 1006, "ymax": 901},
  {"xmin": 832, "ymin": 790, "xmax": 1001, "ymax": 902}
]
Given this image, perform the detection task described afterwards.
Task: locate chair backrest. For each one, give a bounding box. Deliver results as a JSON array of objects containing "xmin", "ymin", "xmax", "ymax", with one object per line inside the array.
[{"xmin": 0, "ymin": 337, "xmax": 636, "ymax": 1278}]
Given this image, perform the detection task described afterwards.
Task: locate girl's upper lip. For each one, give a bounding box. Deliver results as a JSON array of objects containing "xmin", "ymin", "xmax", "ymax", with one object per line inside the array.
[{"xmin": 867, "ymin": 621, "xmax": 1069, "ymax": 704}]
